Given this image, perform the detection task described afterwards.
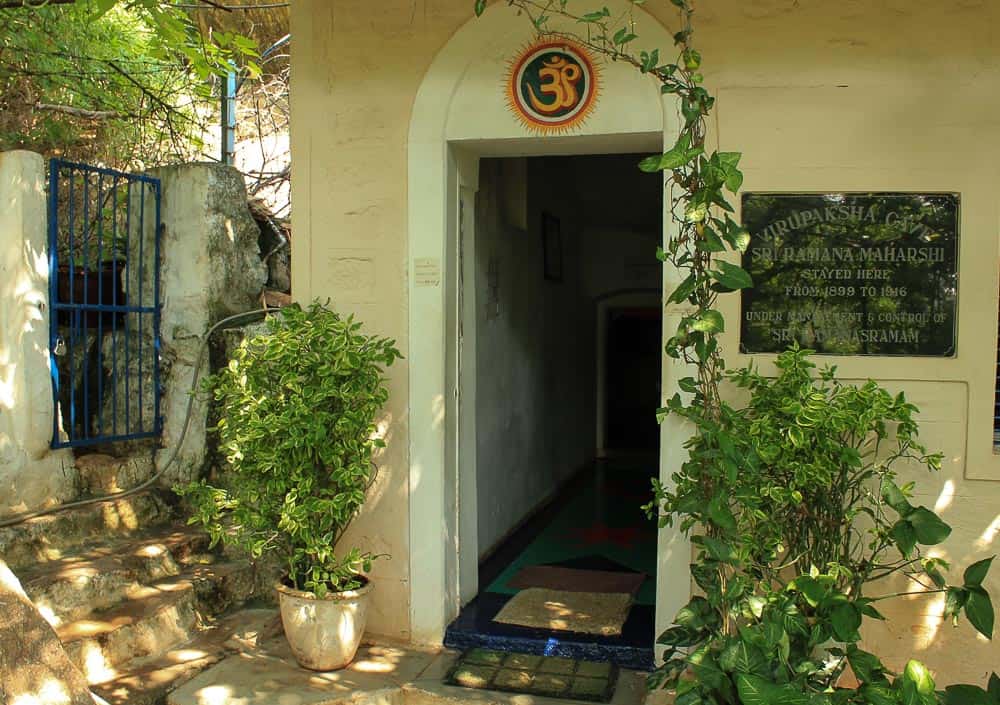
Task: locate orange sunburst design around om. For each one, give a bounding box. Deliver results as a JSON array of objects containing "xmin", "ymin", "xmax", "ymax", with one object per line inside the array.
[{"xmin": 505, "ymin": 39, "xmax": 601, "ymax": 135}]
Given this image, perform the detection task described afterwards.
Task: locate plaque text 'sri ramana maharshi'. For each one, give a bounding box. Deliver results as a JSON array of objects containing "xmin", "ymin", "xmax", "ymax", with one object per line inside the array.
[{"xmin": 740, "ymin": 193, "xmax": 959, "ymax": 356}]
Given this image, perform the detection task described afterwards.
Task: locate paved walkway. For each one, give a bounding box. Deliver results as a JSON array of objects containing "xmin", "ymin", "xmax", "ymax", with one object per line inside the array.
[{"xmin": 168, "ymin": 634, "xmax": 659, "ymax": 705}]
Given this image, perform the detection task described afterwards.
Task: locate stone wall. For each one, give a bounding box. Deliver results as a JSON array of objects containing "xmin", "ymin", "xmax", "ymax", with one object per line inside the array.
[
  {"xmin": 102, "ymin": 163, "xmax": 267, "ymax": 488},
  {"xmin": 0, "ymin": 155, "xmax": 266, "ymax": 518}
]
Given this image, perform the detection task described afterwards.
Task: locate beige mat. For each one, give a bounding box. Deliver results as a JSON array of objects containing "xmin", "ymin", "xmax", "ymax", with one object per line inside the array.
[{"xmin": 492, "ymin": 588, "xmax": 632, "ymax": 636}]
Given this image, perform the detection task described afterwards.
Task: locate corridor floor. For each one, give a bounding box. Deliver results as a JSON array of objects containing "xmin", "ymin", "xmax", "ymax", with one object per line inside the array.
[{"xmin": 444, "ymin": 458, "xmax": 658, "ymax": 670}]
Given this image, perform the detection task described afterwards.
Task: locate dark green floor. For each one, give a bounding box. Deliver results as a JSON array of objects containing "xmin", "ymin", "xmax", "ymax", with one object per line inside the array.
[
  {"xmin": 484, "ymin": 460, "xmax": 658, "ymax": 605},
  {"xmin": 445, "ymin": 459, "xmax": 659, "ymax": 669}
]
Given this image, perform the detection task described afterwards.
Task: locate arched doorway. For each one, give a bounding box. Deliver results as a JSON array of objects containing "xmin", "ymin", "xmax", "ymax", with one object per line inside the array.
[{"xmin": 406, "ymin": 0, "xmax": 693, "ymax": 649}]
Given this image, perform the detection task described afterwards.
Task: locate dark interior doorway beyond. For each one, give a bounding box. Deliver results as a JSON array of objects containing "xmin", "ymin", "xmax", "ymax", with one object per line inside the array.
[
  {"xmin": 606, "ymin": 308, "xmax": 662, "ymax": 452},
  {"xmin": 445, "ymin": 458, "xmax": 657, "ymax": 670}
]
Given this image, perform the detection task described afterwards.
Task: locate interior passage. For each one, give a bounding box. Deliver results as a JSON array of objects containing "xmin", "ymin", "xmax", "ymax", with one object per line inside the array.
[{"xmin": 446, "ymin": 153, "xmax": 663, "ymax": 669}]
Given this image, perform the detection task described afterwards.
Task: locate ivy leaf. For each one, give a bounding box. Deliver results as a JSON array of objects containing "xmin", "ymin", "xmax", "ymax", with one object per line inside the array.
[
  {"xmin": 922, "ymin": 557, "xmax": 949, "ymax": 589},
  {"xmin": 708, "ymin": 493, "xmax": 737, "ymax": 533},
  {"xmin": 639, "ymin": 134, "xmax": 703, "ymax": 172},
  {"xmin": 859, "ymin": 684, "xmax": 897, "ymax": 705},
  {"xmin": 612, "ymin": 27, "xmax": 638, "ymax": 45},
  {"xmin": 726, "ymin": 227, "xmax": 751, "ymax": 253},
  {"xmin": 656, "ymin": 625, "xmax": 702, "ymax": 647},
  {"xmin": 965, "ymin": 587, "xmax": 995, "ymax": 639},
  {"xmin": 687, "ymin": 645, "xmax": 727, "ymax": 690},
  {"xmin": 474, "ymin": 0, "xmax": 487, "ymax": 15},
  {"xmin": 891, "ymin": 519, "xmax": 917, "ymax": 558},
  {"xmin": 882, "ymin": 482, "xmax": 913, "ymax": 515},
  {"xmin": 717, "ymin": 151, "xmax": 742, "ymax": 168},
  {"xmin": 830, "ymin": 602, "xmax": 862, "ymax": 642},
  {"xmin": 908, "ymin": 507, "xmax": 951, "ymax": 545},
  {"xmin": 678, "ymin": 376, "xmax": 699, "ymax": 394},
  {"xmin": 691, "ymin": 309, "xmax": 725, "ymax": 334},
  {"xmin": 988, "ymin": 673, "xmax": 1000, "ymax": 700},
  {"xmin": 735, "ymin": 674, "xmax": 811, "ymax": 705},
  {"xmin": 944, "ymin": 587, "xmax": 969, "ymax": 624},
  {"xmin": 720, "ymin": 642, "xmax": 769, "ymax": 676},
  {"xmin": 668, "ymin": 274, "xmax": 697, "ymax": 304},
  {"xmin": 964, "ymin": 556, "xmax": 995, "ymax": 588},
  {"xmin": 682, "ymin": 48, "xmax": 701, "ymax": 70},
  {"xmin": 846, "ymin": 645, "xmax": 884, "ymax": 683},
  {"xmin": 579, "ymin": 8, "xmax": 611, "ymax": 22},
  {"xmin": 639, "ymin": 49, "xmax": 659, "ymax": 73},
  {"xmin": 709, "ymin": 261, "xmax": 753, "ymax": 290},
  {"xmin": 685, "ymin": 202, "xmax": 709, "ymax": 223},
  {"xmin": 902, "ymin": 660, "xmax": 936, "ymax": 697},
  {"xmin": 699, "ymin": 226, "xmax": 726, "ymax": 253},
  {"xmin": 943, "ymin": 685, "xmax": 995, "ymax": 705},
  {"xmin": 790, "ymin": 575, "xmax": 828, "ymax": 608},
  {"xmin": 695, "ymin": 535, "xmax": 736, "ymax": 564}
]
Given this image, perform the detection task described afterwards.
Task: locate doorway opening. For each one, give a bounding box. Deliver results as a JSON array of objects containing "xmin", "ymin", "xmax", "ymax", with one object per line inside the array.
[{"xmin": 445, "ymin": 153, "xmax": 663, "ymax": 669}]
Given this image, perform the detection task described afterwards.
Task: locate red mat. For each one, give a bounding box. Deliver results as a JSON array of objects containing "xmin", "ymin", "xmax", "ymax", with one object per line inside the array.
[{"xmin": 506, "ymin": 565, "xmax": 646, "ymax": 596}]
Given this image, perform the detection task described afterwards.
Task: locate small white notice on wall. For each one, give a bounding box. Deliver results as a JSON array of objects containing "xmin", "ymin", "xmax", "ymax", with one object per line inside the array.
[{"xmin": 414, "ymin": 258, "xmax": 441, "ymax": 287}]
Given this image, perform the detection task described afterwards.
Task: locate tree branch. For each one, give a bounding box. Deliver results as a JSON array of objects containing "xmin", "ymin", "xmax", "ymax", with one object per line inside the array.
[
  {"xmin": 34, "ymin": 102, "xmax": 120, "ymax": 119},
  {"xmin": 0, "ymin": 0, "xmax": 76, "ymax": 8}
]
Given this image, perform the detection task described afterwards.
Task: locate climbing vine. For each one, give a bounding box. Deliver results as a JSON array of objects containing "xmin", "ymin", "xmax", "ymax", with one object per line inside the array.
[
  {"xmin": 475, "ymin": 3, "xmax": 998, "ymax": 704},
  {"xmin": 477, "ymin": 0, "xmax": 746, "ymax": 422}
]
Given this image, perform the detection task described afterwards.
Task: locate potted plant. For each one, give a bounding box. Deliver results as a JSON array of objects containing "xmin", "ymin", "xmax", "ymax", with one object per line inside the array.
[{"xmin": 179, "ymin": 301, "xmax": 402, "ymax": 670}]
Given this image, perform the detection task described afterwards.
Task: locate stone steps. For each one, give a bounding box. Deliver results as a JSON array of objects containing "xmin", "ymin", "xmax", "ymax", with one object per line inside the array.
[
  {"xmin": 0, "ymin": 491, "xmax": 173, "ymax": 572},
  {"xmin": 2, "ymin": 485, "xmax": 268, "ymax": 704},
  {"xmin": 18, "ymin": 526, "xmax": 212, "ymax": 625},
  {"xmin": 89, "ymin": 608, "xmax": 281, "ymax": 705},
  {"xmin": 58, "ymin": 560, "xmax": 258, "ymax": 682}
]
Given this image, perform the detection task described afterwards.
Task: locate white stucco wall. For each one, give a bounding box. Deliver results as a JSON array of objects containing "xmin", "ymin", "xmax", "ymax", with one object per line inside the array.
[
  {"xmin": 291, "ymin": 0, "xmax": 1000, "ymax": 680},
  {"xmin": 699, "ymin": 0, "xmax": 1000, "ymax": 682},
  {"xmin": 0, "ymin": 151, "xmax": 76, "ymax": 518}
]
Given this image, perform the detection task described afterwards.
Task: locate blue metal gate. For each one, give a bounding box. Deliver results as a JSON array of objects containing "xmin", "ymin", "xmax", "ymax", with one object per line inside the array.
[{"xmin": 48, "ymin": 159, "xmax": 162, "ymax": 448}]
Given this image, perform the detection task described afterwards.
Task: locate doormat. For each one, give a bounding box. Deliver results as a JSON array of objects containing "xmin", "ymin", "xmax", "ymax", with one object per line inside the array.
[
  {"xmin": 447, "ymin": 648, "xmax": 619, "ymax": 702},
  {"xmin": 492, "ymin": 588, "xmax": 632, "ymax": 636},
  {"xmin": 507, "ymin": 565, "xmax": 646, "ymax": 596}
]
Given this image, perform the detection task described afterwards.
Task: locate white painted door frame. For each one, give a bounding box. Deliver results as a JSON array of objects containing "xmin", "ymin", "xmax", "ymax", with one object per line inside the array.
[{"xmin": 406, "ymin": 1, "xmax": 693, "ymax": 646}]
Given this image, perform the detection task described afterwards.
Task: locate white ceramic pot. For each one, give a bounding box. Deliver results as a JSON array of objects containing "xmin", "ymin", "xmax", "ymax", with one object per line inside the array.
[{"xmin": 276, "ymin": 578, "xmax": 373, "ymax": 671}]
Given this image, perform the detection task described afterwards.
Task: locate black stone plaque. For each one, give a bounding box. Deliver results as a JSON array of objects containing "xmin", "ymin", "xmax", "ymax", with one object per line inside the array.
[{"xmin": 740, "ymin": 193, "xmax": 958, "ymax": 356}]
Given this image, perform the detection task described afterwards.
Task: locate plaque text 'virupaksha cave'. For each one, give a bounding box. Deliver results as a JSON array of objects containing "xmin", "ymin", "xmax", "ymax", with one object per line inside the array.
[{"xmin": 740, "ymin": 193, "xmax": 959, "ymax": 356}]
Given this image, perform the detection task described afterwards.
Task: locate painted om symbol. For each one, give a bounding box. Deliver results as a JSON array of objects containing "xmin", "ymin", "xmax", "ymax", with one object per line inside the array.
[{"xmin": 527, "ymin": 55, "xmax": 583, "ymax": 115}]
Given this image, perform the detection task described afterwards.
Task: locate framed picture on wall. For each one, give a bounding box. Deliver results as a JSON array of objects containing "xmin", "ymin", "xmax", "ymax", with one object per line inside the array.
[{"xmin": 542, "ymin": 212, "xmax": 563, "ymax": 282}]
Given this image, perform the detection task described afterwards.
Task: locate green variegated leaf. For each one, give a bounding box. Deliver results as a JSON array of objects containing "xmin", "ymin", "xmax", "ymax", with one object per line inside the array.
[
  {"xmin": 965, "ymin": 587, "xmax": 995, "ymax": 639},
  {"xmin": 964, "ymin": 556, "xmax": 995, "ymax": 588},
  {"xmin": 691, "ymin": 309, "xmax": 725, "ymax": 334},
  {"xmin": 709, "ymin": 261, "xmax": 753, "ymax": 290},
  {"xmin": 908, "ymin": 507, "xmax": 951, "ymax": 545}
]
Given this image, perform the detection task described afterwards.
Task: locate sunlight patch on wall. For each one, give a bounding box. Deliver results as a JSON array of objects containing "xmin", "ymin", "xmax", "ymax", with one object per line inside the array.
[
  {"xmin": 934, "ymin": 479, "xmax": 955, "ymax": 514},
  {"xmin": 914, "ymin": 593, "xmax": 945, "ymax": 650},
  {"xmin": 976, "ymin": 514, "xmax": 1000, "ymax": 549}
]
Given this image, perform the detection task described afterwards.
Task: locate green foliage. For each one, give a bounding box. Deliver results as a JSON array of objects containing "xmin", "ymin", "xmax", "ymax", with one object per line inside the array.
[
  {"xmin": 1, "ymin": 0, "xmax": 258, "ymax": 166},
  {"xmin": 647, "ymin": 349, "xmax": 996, "ymax": 703},
  {"xmin": 479, "ymin": 1, "xmax": 998, "ymax": 701},
  {"xmin": 178, "ymin": 302, "xmax": 402, "ymax": 596}
]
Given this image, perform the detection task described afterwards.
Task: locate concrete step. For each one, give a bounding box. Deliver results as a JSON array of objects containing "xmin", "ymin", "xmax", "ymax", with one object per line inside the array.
[
  {"xmin": 0, "ymin": 491, "xmax": 174, "ymax": 572},
  {"xmin": 89, "ymin": 608, "xmax": 281, "ymax": 705},
  {"xmin": 17, "ymin": 526, "xmax": 212, "ymax": 626},
  {"xmin": 58, "ymin": 561, "xmax": 258, "ymax": 683}
]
